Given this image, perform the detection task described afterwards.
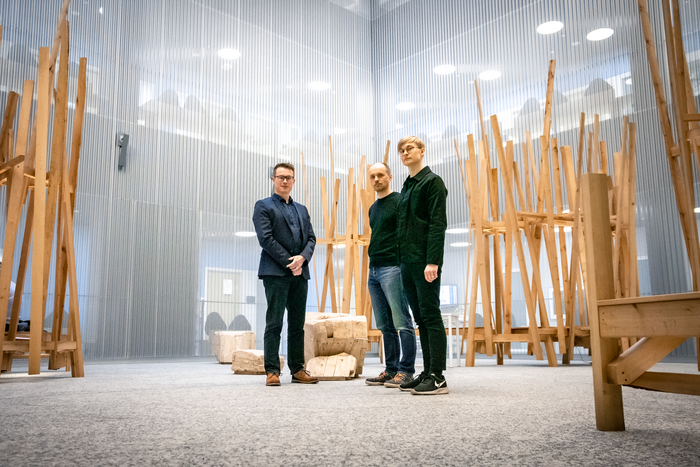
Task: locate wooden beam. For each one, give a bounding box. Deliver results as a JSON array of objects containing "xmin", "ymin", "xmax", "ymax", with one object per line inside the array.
[
  {"xmin": 607, "ymin": 336, "xmax": 688, "ymax": 385},
  {"xmin": 628, "ymin": 372, "xmax": 700, "ymax": 395},
  {"xmin": 581, "ymin": 172, "xmax": 625, "ymax": 431},
  {"xmin": 598, "ymin": 296, "xmax": 700, "ymax": 337},
  {"xmin": 0, "ymin": 92, "xmax": 19, "ymax": 163},
  {"xmin": 28, "ymin": 47, "xmax": 51, "ymax": 375}
]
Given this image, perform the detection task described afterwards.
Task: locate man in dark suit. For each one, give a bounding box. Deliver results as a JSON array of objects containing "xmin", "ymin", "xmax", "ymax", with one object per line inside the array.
[{"xmin": 253, "ymin": 162, "xmax": 319, "ymax": 386}]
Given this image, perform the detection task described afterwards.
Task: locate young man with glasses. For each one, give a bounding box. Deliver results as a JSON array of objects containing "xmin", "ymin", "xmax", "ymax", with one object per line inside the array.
[
  {"xmin": 395, "ymin": 136, "xmax": 449, "ymax": 395},
  {"xmin": 364, "ymin": 163, "xmax": 417, "ymax": 388},
  {"xmin": 253, "ymin": 163, "xmax": 319, "ymax": 386}
]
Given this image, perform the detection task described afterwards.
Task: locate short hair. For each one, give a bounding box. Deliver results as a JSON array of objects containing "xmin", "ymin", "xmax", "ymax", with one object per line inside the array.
[
  {"xmin": 397, "ymin": 136, "xmax": 426, "ymax": 152},
  {"xmin": 272, "ymin": 162, "xmax": 295, "ymax": 177},
  {"xmin": 369, "ymin": 162, "xmax": 391, "ymax": 176}
]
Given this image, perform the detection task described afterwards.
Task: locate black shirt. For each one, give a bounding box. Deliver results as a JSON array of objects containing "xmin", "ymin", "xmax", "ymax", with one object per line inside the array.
[
  {"xmin": 396, "ymin": 166, "xmax": 448, "ymax": 265},
  {"xmin": 368, "ymin": 191, "xmax": 401, "ymax": 268},
  {"xmin": 272, "ymin": 193, "xmax": 302, "ymax": 255}
]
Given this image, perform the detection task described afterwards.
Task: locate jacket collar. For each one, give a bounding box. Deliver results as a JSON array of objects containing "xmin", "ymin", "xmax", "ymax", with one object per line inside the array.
[
  {"xmin": 406, "ymin": 166, "xmax": 431, "ymax": 183},
  {"xmin": 272, "ymin": 192, "xmax": 294, "ymax": 205}
]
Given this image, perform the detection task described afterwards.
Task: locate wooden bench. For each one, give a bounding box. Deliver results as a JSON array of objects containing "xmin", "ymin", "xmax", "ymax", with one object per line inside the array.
[{"xmin": 581, "ymin": 173, "xmax": 700, "ymax": 431}]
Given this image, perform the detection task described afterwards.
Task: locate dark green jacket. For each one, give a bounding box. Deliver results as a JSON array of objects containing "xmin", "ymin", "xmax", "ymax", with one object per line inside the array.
[{"xmin": 396, "ymin": 166, "xmax": 448, "ymax": 265}]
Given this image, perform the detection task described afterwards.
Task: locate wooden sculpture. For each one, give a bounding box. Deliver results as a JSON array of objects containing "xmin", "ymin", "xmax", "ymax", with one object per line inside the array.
[
  {"xmin": 0, "ymin": 0, "xmax": 87, "ymax": 377},
  {"xmin": 638, "ymin": 0, "xmax": 700, "ymax": 366},
  {"xmin": 315, "ymin": 138, "xmax": 381, "ymax": 348},
  {"xmin": 583, "ymin": 172, "xmax": 700, "ymax": 432},
  {"xmin": 457, "ymin": 60, "xmax": 638, "ymax": 367}
]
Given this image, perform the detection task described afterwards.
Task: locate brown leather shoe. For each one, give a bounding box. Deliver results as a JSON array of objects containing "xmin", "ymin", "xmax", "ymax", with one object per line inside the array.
[
  {"xmin": 266, "ymin": 373, "xmax": 280, "ymax": 386},
  {"xmin": 291, "ymin": 370, "xmax": 319, "ymax": 384}
]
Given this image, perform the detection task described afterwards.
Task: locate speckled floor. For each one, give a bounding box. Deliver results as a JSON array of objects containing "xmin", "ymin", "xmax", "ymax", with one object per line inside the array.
[{"xmin": 1, "ymin": 356, "xmax": 699, "ymax": 466}]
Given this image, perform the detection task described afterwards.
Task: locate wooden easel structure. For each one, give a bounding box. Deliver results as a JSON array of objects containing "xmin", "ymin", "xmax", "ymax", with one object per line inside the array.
[
  {"xmin": 582, "ymin": 172, "xmax": 700, "ymax": 431},
  {"xmin": 638, "ymin": 0, "xmax": 700, "ymax": 365},
  {"xmin": 315, "ymin": 137, "xmax": 387, "ymax": 352},
  {"xmin": 0, "ymin": 0, "xmax": 87, "ymax": 377},
  {"xmin": 456, "ymin": 59, "xmax": 639, "ymax": 367}
]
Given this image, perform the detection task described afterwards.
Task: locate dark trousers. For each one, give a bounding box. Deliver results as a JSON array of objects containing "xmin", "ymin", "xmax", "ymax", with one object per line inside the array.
[
  {"xmin": 262, "ymin": 275, "xmax": 308, "ymax": 375},
  {"xmin": 400, "ymin": 262, "xmax": 446, "ymax": 375}
]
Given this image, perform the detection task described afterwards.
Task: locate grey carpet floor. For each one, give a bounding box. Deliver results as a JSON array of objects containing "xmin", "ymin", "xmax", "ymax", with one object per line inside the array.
[{"xmin": 1, "ymin": 357, "xmax": 699, "ymax": 466}]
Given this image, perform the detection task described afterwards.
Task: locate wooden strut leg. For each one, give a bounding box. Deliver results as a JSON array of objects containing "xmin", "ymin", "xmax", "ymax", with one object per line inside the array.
[
  {"xmin": 28, "ymin": 47, "xmax": 51, "ymax": 375},
  {"xmin": 582, "ymin": 173, "xmax": 625, "ymax": 431}
]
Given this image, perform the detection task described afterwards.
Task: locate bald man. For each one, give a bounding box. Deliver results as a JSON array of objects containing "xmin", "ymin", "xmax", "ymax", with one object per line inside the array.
[{"xmin": 364, "ymin": 163, "xmax": 416, "ymax": 389}]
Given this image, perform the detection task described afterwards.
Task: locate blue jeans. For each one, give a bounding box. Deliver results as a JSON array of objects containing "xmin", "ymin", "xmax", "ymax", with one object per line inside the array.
[{"xmin": 367, "ymin": 265, "xmax": 416, "ymax": 374}]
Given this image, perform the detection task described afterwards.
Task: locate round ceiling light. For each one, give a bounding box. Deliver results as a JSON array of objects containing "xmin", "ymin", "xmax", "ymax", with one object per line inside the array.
[
  {"xmin": 433, "ymin": 64, "xmax": 456, "ymax": 75},
  {"xmin": 235, "ymin": 231, "xmax": 256, "ymax": 237},
  {"xmin": 536, "ymin": 21, "xmax": 564, "ymax": 35},
  {"xmin": 308, "ymin": 81, "xmax": 331, "ymax": 91},
  {"xmin": 478, "ymin": 70, "xmax": 501, "ymax": 81},
  {"xmin": 446, "ymin": 228, "xmax": 469, "ymax": 234},
  {"xmin": 450, "ymin": 242, "xmax": 471, "ymax": 247},
  {"xmin": 218, "ymin": 48, "xmax": 241, "ymax": 60},
  {"xmin": 586, "ymin": 28, "xmax": 614, "ymax": 41},
  {"xmin": 395, "ymin": 102, "xmax": 416, "ymax": 111}
]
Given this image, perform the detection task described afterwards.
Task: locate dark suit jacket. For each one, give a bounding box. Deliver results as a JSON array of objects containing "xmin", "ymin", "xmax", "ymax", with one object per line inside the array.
[{"xmin": 253, "ymin": 194, "xmax": 316, "ymax": 280}]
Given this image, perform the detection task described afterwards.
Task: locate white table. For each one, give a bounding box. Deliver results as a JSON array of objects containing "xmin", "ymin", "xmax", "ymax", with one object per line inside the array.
[{"xmin": 441, "ymin": 312, "xmax": 461, "ymax": 367}]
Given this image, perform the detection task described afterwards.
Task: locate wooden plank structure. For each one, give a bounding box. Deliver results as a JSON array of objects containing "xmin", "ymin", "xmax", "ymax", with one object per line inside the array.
[
  {"xmin": 456, "ymin": 60, "xmax": 639, "ymax": 367},
  {"xmin": 0, "ymin": 0, "xmax": 88, "ymax": 377},
  {"xmin": 582, "ymin": 172, "xmax": 700, "ymax": 431},
  {"xmin": 637, "ymin": 0, "xmax": 700, "ymax": 367},
  {"xmin": 315, "ymin": 138, "xmax": 380, "ymax": 354}
]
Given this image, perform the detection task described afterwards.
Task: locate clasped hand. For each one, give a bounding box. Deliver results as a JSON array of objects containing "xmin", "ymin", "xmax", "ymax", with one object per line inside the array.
[{"xmin": 287, "ymin": 255, "xmax": 305, "ymax": 276}]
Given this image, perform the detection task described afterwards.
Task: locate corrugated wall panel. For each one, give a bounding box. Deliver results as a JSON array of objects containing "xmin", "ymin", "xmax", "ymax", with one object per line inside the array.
[{"xmin": 0, "ymin": 0, "xmax": 697, "ymax": 359}]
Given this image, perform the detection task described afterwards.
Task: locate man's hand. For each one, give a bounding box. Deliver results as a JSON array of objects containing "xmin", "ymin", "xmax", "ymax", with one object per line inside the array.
[
  {"xmin": 424, "ymin": 264, "xmax": 439, "ymax": 283},
  {"xmin": 288, "ymin": 255, "xmax": 305, "ymax": 276}
]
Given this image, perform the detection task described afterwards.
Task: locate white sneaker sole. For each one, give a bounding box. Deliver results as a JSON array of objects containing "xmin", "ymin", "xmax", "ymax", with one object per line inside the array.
[{"xmin": 410, "ymin": 387, "xmax": 450, "ymax": 395}]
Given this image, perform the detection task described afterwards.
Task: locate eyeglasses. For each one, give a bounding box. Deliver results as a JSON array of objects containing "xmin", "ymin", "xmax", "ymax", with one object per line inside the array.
[
  {"xmin": 274, "ymin": 175, "xmax": 295, "ymax": 182},
  {"xmin": 398, "ymin": 145, "xmax": 419, "ymax": 155}
]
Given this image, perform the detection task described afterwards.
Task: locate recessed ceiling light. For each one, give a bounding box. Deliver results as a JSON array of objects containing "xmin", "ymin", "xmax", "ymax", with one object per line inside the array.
[
  {"xmin": 218, "ymin": 48, "xmax": 241, "ymax": 60},
  {"xmin": 308, "ymin": 81, "xmax": 330, "ymax": 91},
  {"xmin": 695, "ymin": 207, "xmax": 700, "ymax": 213},
  {"xmin": 536, "ymin": 21, "xmax": 564, "ymax": 35},
  {"xmin": 450, "ymin": 242, "xmax": 470, "ymax": 247},
  {"xmin": 625, "ymin": 78, "xmax": 632, "ymax": 85},
  {"xmin": 235, "ymin": 231, "xmax": 256, "ymax": 237},
  {"xmin": 396, "ymin": 102, "xmax": 415, "ymax": 111},
  {"xmin": 433, "ymin": 64, "xmax": 456, "ymax": 75},
  {"xmin": 446, "ymin": 228, "xmax": 469, "ymax": 234},
  {"xmin": 478, "ymin": 70, "xmax": 501, "ymax": 81},
  {"xmin": 587, "ymin": 28, "xmax": 614, "ymax": 41}
]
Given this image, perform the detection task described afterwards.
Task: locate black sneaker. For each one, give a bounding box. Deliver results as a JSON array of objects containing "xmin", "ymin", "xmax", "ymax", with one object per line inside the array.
[
  {"xmin": 384, "ymin": 372, "xmax": 413, "ymax": 388},
  {"xmin": 365, "ymin": 370, "xmax": 396, "ymax": 386},
  {"xmin": 411, "ymin": 373, "xmax": 449, "ymax": 395},
  {"xmin": 399, "ymin": 372, "xmax": 429, "ymax": 392}
]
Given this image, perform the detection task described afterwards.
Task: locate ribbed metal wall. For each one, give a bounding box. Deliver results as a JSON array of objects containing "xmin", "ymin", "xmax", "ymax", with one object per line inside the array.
[
  {"xmin": 0, "ymin": 0, "xmax": 698, "ymax": 359},
  {"xmin": 372, "ymin": 0, "xmax": 699, "ymax": 357},
  {"xmin": 0, "ymin": 0, "xmax": 373, "ymax": 359}
]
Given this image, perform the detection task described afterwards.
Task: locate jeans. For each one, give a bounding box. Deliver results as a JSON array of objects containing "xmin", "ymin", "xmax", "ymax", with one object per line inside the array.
[
  {"xmin": 367, "ymin": 265, "xmax": 416, "ymax": 374},
  {"xmin": 262, "ymin": 275, "xmax": 308, "ymax": 375},
  {"xmin": 400, "ymin": 262, "xmax": 446, "ymax": 375}
]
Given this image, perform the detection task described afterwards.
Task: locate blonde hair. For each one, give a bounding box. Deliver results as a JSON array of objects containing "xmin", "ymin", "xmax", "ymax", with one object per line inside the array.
[{"xmin": 397, "ymin": 136, "xmax": 425, "ymax": 152}]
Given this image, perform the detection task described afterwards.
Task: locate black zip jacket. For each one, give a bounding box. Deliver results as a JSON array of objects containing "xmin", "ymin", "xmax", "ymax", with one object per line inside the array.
[{"xmin": 396, "ymin": 166, "xmax": 448, "ymax": 265}]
